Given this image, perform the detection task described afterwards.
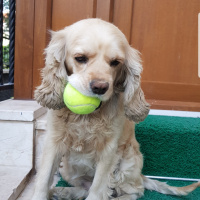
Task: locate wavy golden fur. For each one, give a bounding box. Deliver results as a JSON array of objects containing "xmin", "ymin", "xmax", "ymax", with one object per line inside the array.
[{"xmin": 32, "ymin": 19, "xmax": 200, "ymax": 200}]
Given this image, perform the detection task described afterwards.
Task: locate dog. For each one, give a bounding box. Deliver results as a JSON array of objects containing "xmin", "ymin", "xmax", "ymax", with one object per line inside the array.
[{"xmin": 32, "ymin": 18, "xmax": 200, "ymax": 200}]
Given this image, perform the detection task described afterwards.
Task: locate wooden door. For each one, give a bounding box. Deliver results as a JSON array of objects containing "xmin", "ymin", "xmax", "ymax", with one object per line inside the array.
[
  {"xmin": 14, "ymin": 0, "xmax": 200, "ymax": 111},
  {"xmin": 131, "ymin": 0, "xmax": 200, "ymax": 111}
]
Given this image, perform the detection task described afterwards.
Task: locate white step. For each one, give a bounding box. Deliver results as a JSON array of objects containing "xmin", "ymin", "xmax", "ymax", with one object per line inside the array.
[{"xmin": 0, "ymin": 100, "xmax": 47, "ymax": 200}]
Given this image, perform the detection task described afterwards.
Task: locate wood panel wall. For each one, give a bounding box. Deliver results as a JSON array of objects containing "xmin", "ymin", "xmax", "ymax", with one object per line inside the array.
[
  {"xmin": 14, "ymin": 0, "xmax": 35, "ymax": 99},
  {"xmin": 14, "ymin": 0, "xmax": 52, "ymax": 99},
  {"xmin": 131, "ymin": 0, "xmax": 200, "ymax": 104},
  {"xmin": 14, "ymin": 0, "xmax": 200, "ymax": 111}
]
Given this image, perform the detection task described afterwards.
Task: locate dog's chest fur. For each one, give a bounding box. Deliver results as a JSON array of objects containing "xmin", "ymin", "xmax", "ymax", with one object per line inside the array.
[
  {"xmin": 64, "ymin": 117, "xmax": 114, "ymax": 153},
  {"xmin": 50, "ymin": 106, "xmax": 124, "ymax": 155}
]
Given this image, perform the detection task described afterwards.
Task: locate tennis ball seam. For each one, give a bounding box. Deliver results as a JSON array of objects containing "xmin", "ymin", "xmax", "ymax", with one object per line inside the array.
[{"xmin": 65, "ymin": 102, "xmax": 97, "ymax": 109}]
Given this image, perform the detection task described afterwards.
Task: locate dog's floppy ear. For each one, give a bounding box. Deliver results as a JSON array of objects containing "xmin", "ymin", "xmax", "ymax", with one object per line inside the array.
[
  {"xmin": 123, "ymin": 47, "xmax": 150, "ymax": 123},
  {"xmin": 34, "ymin": 29, "xmax": 68, "ymax": 109}
]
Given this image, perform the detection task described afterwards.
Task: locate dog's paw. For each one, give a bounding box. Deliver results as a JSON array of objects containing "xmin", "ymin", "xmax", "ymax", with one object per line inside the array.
[
  {"xmin": 108, "ymin": 188, "xmax": 118, "ymax": 198},
  {"xmin": 49, "ymin": 188, "xmax": 63, "ymax": 200},
  {"xmin": 86, "ymin": 192, "xmax": 109, "ymax": 200},
  {"xmin": 49, "ymin": 187, "xmax": 88, "ymax": 200},
  {"xmin": 50, "ymin": 194, "xmax": 59, "ymax": 200}
]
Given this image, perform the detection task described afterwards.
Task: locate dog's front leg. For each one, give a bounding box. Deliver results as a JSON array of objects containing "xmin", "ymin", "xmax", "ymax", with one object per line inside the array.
[
  {"xmin": 32, "ymin": 137, "xmax": 63, "ymax": 200},
  {"xmin": 86, "ymin": 140, "xmax": 117, "ymax": 200}
]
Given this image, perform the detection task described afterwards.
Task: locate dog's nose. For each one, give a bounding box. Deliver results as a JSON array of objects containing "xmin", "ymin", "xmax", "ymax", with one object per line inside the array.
[{"xmin": 90, "ymin": 79, "xmax": 109, "ymax": 95}]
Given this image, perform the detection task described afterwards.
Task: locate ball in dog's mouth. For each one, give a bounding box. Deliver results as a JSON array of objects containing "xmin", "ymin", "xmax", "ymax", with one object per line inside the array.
[{"xmin": 95, "ymin": 101, "xmax": 102, "ymax": 110}]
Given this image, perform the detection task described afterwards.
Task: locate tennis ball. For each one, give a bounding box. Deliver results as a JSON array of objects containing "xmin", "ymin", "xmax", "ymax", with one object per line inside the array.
[{"xmin": 63, "ymin": 83, "xmax": 101, "ymax": 114}]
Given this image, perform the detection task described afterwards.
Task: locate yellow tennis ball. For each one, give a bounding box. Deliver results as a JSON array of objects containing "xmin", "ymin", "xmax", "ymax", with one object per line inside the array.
[{"xmin": 63, "ymin": 83, "xmax": 101, "ymax": 115}]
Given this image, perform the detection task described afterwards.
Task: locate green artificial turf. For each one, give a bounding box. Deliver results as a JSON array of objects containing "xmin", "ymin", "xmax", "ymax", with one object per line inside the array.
[
  {"xmin": 136, "ymin": 115, "xmax": 200, "ymax": 199},
  {"xmin": 136, "ymin": 115, "xmax": 200, "ymax": 180},
  {"xmin": 57, "ymin": 115, "xmax": 200, "ymax": 199}
]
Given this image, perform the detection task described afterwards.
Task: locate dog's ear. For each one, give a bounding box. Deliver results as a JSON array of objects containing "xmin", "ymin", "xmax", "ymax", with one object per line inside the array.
[
  {"xmin": 123, "ymin": 47, "xmax": 150, "ymax": 123},
  {"xmin": 34, "ymin": 29, "xmax": 68, "ymax": 109}
]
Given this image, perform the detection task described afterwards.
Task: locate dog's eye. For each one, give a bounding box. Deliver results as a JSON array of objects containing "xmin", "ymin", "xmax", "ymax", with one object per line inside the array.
[
  {"xmin": 75, "ymin": 56, "xmax": 88, "ymax": 64},
  {"xmin": 110, "ymin": 60, "xmax": 120, "ymax": 67}
]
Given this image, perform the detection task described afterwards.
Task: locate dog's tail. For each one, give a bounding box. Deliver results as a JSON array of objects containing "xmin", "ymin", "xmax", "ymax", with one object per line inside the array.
[{"xmin": 142, "ymin": 175, "xmax": 200, "ymax": 196}]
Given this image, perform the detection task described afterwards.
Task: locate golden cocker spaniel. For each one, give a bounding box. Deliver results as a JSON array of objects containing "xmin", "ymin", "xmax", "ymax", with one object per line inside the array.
[{"xmin": 32, "ymin": 18, "xmax": 200, "ymax": 200}]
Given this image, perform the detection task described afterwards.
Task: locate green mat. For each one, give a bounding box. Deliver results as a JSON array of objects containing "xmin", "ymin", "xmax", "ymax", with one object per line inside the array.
[{"xmin": 57, "ymin": 115, "xmax": 200, "ymax": 199}]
